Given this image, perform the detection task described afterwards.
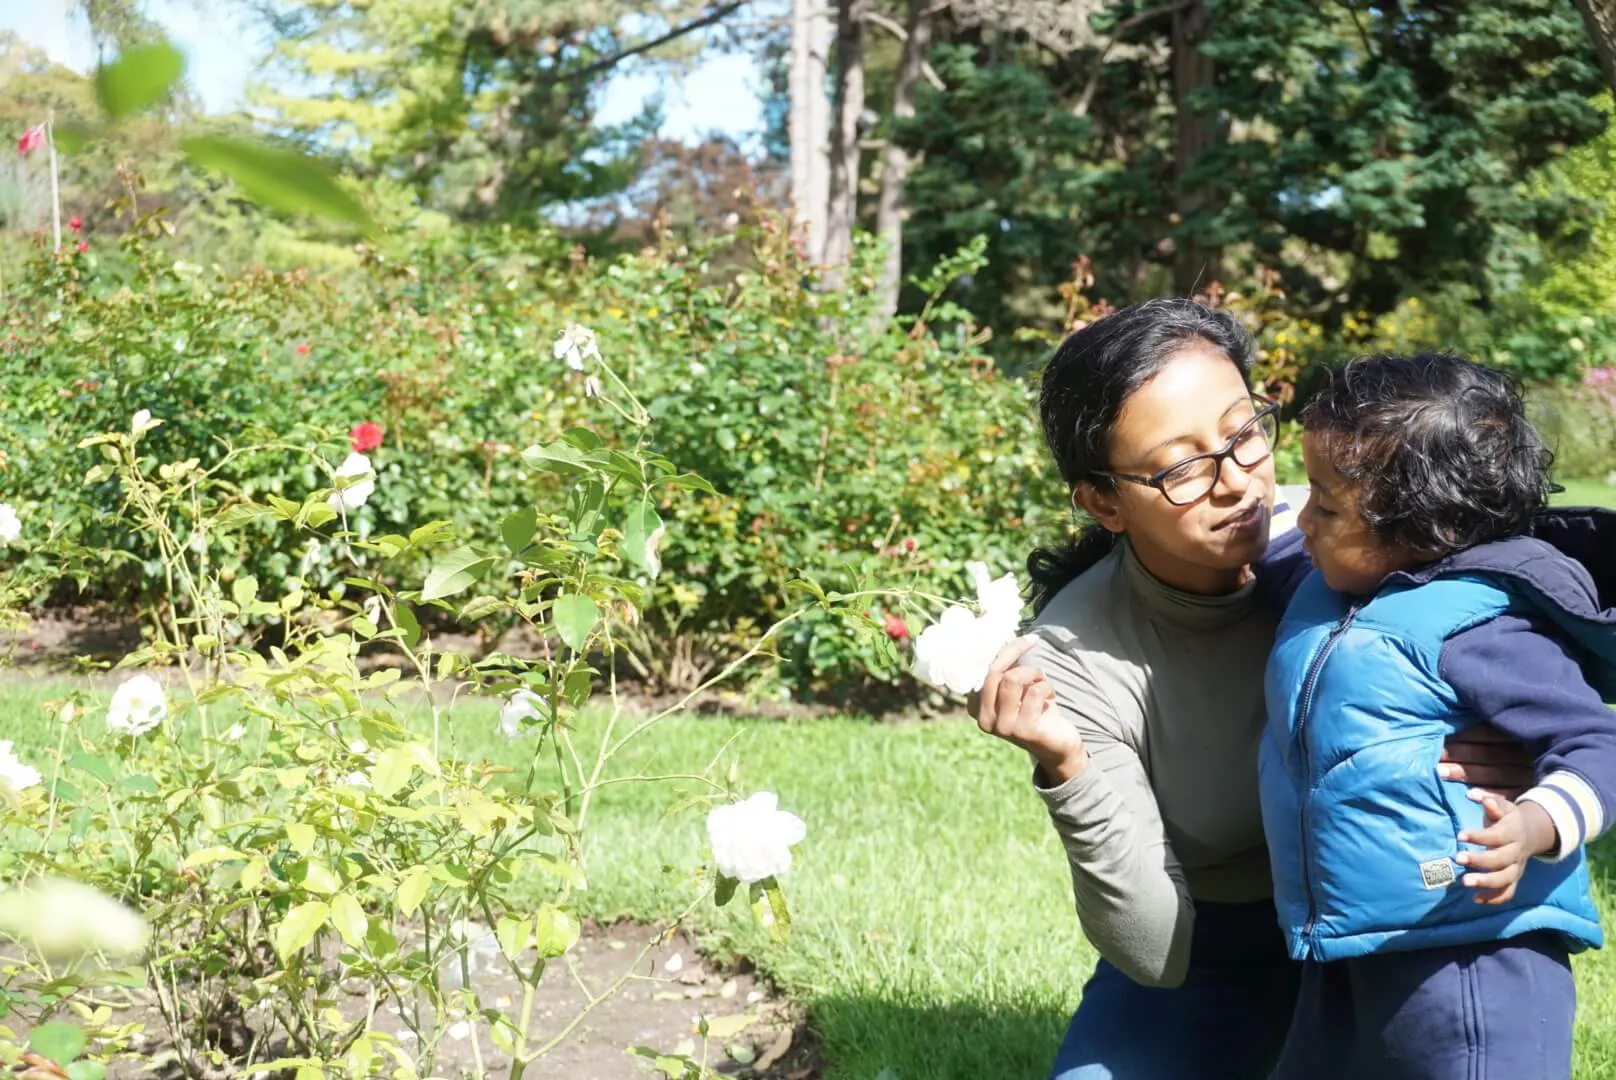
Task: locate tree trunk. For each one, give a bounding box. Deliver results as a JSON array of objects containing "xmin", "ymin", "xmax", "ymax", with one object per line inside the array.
[
  {"xmin": 873, "ymin": 0, "xmax": 934, "ymax": 316},
  {"xmin": 823, "ymin": 0, "xmax": 865, "ymax": 270},
  {"xmin": 1171, "ymin": 0, "xmax": 1222, "ymax": 295},
  {"xmin": 1576, "ymin": 0, "xmax": 1616, "ymax": 98},
  {"xmin": 790, "ymin": 0, "xmax": 832, "ymax": 265}
]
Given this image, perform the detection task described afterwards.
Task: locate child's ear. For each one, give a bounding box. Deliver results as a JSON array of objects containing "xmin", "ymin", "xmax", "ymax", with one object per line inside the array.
[{"xmin": 1073, "ymin": 482, "xmax": 1126, "ymax": 534}]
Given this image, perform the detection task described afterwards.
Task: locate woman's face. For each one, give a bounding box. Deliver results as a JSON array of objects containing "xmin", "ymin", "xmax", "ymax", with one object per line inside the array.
[{"xmin": 1077, "ymin": 343, "xmax": 1276, "ymax": 594}]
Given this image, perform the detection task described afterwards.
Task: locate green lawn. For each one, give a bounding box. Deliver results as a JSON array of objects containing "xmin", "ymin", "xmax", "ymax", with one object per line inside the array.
[
  {"xmin": 5, "ymin": 477, "xmax": 1616, "ymax": 1079},
  {"xmin": 1555, "ymin": 477, "xmax": 1616, "ymax": 508},
  {"xmin": 5, "ymin": 672, "xmax": 1616, "ymax": 1077}
]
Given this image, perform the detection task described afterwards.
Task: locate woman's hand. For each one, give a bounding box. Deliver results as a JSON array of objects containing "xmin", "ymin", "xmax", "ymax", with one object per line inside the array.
[
  {"xmin": 970, "ymin": 637, "xmax": 1089, "ymax": 784},
  {"xmin": 1439, "ymin": 726, "xmax": 1536, "ymax": 799}
]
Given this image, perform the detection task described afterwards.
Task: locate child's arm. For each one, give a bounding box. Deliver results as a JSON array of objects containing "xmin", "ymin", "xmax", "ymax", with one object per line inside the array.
[{"xmin": 1441, "ymin": 612, "xmax": 1616, "ymax": 902}]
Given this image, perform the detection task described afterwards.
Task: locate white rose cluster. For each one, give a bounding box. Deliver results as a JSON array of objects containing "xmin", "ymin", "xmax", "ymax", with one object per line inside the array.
[
  {"xmin": 705, "ymin": 792, "xmax": 806, "ymax": 884},
  {"xmin": 911, "ymin": 561, "xmax": 1024, "ymax": 695}
]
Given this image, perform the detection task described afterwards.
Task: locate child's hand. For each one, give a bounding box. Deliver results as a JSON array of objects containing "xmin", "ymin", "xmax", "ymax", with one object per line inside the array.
[{"xmin": 1455, "ymin": 794, "xmax": 1558, "ymax": 905}]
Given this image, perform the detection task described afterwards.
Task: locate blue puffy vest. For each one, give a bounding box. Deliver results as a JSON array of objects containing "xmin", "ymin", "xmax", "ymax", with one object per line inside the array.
[{"xmin": 1260, "ymin": 524, "xmax": 1616, "ymax": 963}]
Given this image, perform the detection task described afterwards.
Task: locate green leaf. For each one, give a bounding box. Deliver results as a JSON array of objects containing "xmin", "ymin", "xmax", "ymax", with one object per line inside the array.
[
  {"xmin": 285, "ymin": 822, "xmax": 316, "ymax": 856},
  {"xmin": 297, "ymin": 858, "xmax": 342, "ymax": 895},
  {"xmin": 396, "ymin": 867, "xmax": 430, "ymax": 917},
  {"xmin": 181, "ymin": 135, "xmax": 370, "ymax": 228},
  {"xmin": 393, "ymin": 602, "xmax": 421, "ymax": 648},
  {"xmin": 182, "ymin": 846, "xmax": 248, "ymax": 870},
  {"xmin": 214, "ymin": 502, "xmax": 270, "ymax": 531},
  {"xmin": 66, "ymin": 1062, "xmax": 106, "ymax": 1080},
  {"xmin": 520, "ymin": 441, "xmax": 590, "ymax": 475},
  {"xmin": 501, "ymin": 506, "xmax": 537, "ymax": 555},
  {"xmin": 30, "ymin": 1021, "xmax": 86, "ymax": 1065},
  {"xmin": 668, "ymin": 472, "xmax": 719, "ymax": 495},
  {"xmin": 460, "ymin": 595, "xmax": 505, "ymax": 621},
  {"xmin": 714, "ymin": 874, "xmax": 738, "ymax": 908},
  {"xmin": 330, "ymin": 892, "xmax": 367, "ymax": 949},
  {"xmin": 552, "ymin": 594, "xmax": 598, "ymax": 652},
  {"xmin": 370, "ymin": 747, "xmax": 414, "ymax": 799},
  {"xmin": 68, "ymin": 752, "xmax": 115, "ymax": 786},
  {"xmin": 622, "ymin": 500, "xmax": 665, "ymax": 574},
  {"xmin": 533, "ymin": 905, "xmax": 580, "ymax": 958},
  {"xmin": 751, "ymin": 879, "xmax": 792, "ymax": 941},
  {"xmin": 96, "ymin": 42, "xmax": 184, "ymax": 119},
  {"xmin": 561, "ymin": 427, "xmax": 604, "ymax": 451},
  {"xmin": 231, "ymin": 575, "xmax": 259, "ymax": 609},
  {"xmin": 300, "ymin": 501, "xmax": 338, "ymax": 530},
  {"xmin": 274, "ymin": 901, "xmax": 330, "ymax": 963},
  {"xmin": 408, "ymin": 521, "xmax": 458, "ymax": 548},
  {"xmin": 495, "ymin": 914, "xmax": 531, "ymax": 960},
  {"xmin": 562, "ymin": 667, "xmax": 594, "ymax": 707},
  {"xmin": 422, "ymin": 546, "xmax": 495, "ymax": 602}
]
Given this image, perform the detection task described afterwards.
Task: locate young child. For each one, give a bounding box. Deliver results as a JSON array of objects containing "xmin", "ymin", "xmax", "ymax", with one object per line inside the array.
[{"xmin": 1259, "ymin": 352, "xmax": 1616, "ymax": 1079}]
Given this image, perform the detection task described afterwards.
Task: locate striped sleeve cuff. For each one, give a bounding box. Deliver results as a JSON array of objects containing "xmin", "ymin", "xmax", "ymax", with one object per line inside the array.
[{"xmin": 1519, "ymin": 770, "xmax": 1607, "ymax": 863}]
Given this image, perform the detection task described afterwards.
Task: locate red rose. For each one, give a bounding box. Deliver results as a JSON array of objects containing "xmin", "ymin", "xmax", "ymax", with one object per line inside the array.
[
  {"xmin": 295, "ymin": 343, "xmax": 311, "ymax": 355},
  {"xmin": 349, "ymin": 421, "xmax": 384, "ymax": 453},
  {"xmin": 68, "ymin": 216, "xmax": 82, "ymax": 234},
  {"xmin": 883, "ymin": 613, "xmax": 910, "ymax": 641},
  {"xmin": 16, "ymin": 126, "xmax": 44, "ymax": 156},
  {"xmin": 75, "ymin": 240, "xmax": 88, "ymax": 253},
  {"xmin": 904, "ymin": 537, "xmax": 917, "ymax": 552}
]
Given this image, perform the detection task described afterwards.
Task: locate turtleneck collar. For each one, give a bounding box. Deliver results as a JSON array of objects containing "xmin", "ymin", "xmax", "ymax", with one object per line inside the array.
[{"xmin": 1119, "ymin": 536, "xmax": 1259, "ymax": 630}]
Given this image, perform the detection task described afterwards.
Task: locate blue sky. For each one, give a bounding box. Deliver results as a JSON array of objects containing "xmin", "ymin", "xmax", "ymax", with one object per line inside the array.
[{"xmin": 4, "ymin": 0, "xmax": 764, "ymax": 146}]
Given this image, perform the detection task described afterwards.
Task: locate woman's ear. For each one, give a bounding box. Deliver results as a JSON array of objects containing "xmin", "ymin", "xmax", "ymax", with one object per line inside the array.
[{"xmin": 1073, "ymin": 482, "xmax": 1127, "ymax": 535}]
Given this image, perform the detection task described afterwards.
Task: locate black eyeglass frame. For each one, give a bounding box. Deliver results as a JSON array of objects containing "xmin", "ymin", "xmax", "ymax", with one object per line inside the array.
[{"xmin": 1088, "ymin": 399, "xmax": 1282, "ymax": 507}]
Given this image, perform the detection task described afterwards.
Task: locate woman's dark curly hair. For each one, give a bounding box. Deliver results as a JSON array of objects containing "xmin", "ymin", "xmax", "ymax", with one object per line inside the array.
[{"xmin": 1302, "ymin": 352, "xmax": 1555, "ymax": 558}]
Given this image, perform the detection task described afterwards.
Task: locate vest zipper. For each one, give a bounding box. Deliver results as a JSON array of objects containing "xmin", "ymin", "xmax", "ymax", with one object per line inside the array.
[{"xmin": 1294, "ymin": 601, "xmax": 1362, "ymax": 952}]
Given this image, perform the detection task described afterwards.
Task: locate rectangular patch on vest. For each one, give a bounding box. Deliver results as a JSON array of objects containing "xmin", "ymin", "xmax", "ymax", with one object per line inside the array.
[{"xmin": 1419, "ymin": 857, "xmax": 1457, "ymax": 890}]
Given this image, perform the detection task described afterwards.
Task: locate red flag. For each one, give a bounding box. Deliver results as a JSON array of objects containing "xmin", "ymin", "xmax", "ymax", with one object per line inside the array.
[{"xmin": 16, "ymin": 125, "xmax": 45, "ymax": 156}]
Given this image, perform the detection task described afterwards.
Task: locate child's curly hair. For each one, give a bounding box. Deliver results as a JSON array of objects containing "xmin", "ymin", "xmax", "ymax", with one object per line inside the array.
[{"xmin": 1302, "ymin": 352, "xmax": 1556, "ymax": 558}]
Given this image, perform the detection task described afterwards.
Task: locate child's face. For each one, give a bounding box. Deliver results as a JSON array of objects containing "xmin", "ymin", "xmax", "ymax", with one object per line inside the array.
[{"xmin": 1298, "ymin": 431, "xmax": 1422, "ymax": 596}]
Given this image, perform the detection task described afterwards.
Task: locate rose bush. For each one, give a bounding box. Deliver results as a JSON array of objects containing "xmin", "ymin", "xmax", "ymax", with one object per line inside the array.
[
  {"xmin": 0, "ymin": 212, "xmax": 1063, "ymax": 701},
  {"xmin": 0, "ymin": 328, "xmax": 827, "ymax": 1079}
]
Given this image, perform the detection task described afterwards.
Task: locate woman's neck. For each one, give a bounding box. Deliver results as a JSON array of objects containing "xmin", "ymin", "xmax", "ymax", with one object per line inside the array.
[{"xmin": 1126, "ymin": 534, "xmax": 1250, "ymax": 596}]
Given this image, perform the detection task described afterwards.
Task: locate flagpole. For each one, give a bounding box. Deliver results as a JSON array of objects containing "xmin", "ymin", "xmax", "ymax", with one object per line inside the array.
[{"xmin": 46, "ymin": 112, "xmax": 61, "ymax": 252}]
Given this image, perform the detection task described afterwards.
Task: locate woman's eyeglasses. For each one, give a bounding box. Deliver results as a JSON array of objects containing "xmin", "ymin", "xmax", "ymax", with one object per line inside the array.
[{"xmin": 1091, "ymin": 400, "xmax": 1280, "ymax": 507}]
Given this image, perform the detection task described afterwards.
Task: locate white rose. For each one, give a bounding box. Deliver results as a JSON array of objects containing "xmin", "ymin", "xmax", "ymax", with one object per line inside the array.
[
  {"xmin": 0, "ymin": 877, "xmax": 150, "ymax": 960},
  {"xmin": 131, "ymin": 409, "xmax": 159, "ymax": 434},
  {"xmin": 552, "ymin": 324, "xmax": 600, "ymax": 372},
  {"xmin": 107, "ymin": 673, "xmax": 167, "ymax": 736},
  {"xmin": 912, "ymin": 564, "xmax": 1024, "ymax": 695},
  {"xmin": 499, "ymin": 690, "xmax": 545, "ymax": 740},
  {"xmin": 0, "ymin": 504, "xmax": 19, "ymax": 546},
  {"xmin": 705, "ymin": 792, "xmax": 806, "ymax": 884},
  {"xmin": 0, "ymin": 741, "xmax": 41, "ymax": 804},
  {"xmin": 967, "ymin": 561, "xmax": 1022, "ymax": 628},
  {"xmin": 329, "ymin": 452, "xmax": 376, "ymax": 512}
]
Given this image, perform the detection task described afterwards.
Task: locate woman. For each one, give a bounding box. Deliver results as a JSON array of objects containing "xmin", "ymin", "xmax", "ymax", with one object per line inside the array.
[{"xmin": 971, "ymin": 300, "xmax": 1529, "ymax": 1079}]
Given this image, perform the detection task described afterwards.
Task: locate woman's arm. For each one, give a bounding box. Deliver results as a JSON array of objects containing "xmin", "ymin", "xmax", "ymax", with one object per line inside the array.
[{"xmin": 977, "ymin": 636, "xmax": 1196, "ymax": 988}]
